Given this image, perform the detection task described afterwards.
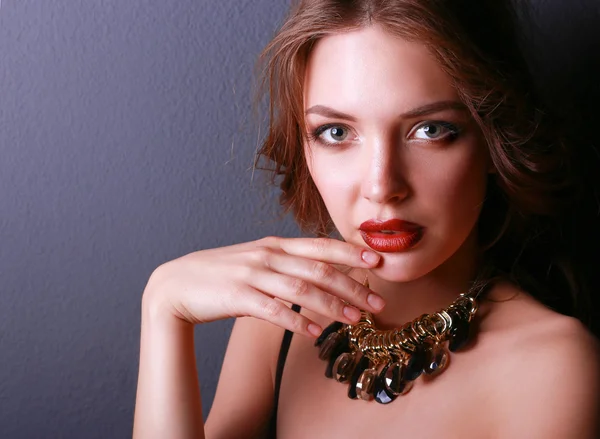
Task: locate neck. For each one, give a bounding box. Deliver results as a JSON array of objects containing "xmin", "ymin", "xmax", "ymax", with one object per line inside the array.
[{"xmin": 360, "ymin": 233, "xmax": 481, "ymax": 330}]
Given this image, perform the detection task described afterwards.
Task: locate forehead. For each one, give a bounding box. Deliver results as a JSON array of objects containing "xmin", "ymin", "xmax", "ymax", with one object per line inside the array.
[{"xmin": 303, "ymin": 25, "xmax": 459, "ymax": 117}]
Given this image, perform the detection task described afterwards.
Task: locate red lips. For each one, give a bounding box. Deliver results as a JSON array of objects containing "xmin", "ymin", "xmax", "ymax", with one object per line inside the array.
[{"xmin": 359, "ymin": 219, "xmax": 424, "ymax": 252}]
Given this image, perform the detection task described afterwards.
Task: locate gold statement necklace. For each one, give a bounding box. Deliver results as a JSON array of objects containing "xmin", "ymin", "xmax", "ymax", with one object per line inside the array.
[{"xmin": 314, "ymin": 277, "xmax": 480, "ymax": 404}]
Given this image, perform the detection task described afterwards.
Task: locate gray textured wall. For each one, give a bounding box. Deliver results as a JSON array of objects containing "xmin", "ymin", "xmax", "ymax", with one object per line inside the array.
[
  {"xmin": 1, "ymin": 0, "xmax": 599, "ymax": 438},
  {"xmin": 0, "ymin": 1, "xmax": 297, "ymax": 438}
]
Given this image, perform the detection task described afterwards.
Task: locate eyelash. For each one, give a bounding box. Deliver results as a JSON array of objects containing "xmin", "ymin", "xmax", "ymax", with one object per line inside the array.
[{"xmin": 308, "ymin": 121, "xmax": 462, "ymax": 147}]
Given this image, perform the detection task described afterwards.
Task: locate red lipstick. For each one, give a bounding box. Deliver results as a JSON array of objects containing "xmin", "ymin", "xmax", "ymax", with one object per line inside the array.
[{"xmin": 359, "ymin": 219, "xmax": 424, "ymax": 253}]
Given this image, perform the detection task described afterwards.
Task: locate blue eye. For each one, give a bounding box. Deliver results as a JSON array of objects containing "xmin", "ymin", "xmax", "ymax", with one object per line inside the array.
[
  {"xmin": 311, "ymin": 124, "xmax": 350, "ymax": 146},
  {"xmin": 310, "ymin": 121, "xmax": 461, "ymax": 147},
  {"xmin": 412, "ymin": 122, "xmax": 460, "ymax": 141}
]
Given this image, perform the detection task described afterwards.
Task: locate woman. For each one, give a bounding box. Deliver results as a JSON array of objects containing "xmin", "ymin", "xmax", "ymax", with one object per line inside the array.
[{"xmin": 133, "ymin": 0, "xmax": 600, "ymax": 438}]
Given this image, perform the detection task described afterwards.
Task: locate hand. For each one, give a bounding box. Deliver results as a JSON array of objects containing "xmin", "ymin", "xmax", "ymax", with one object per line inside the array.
[{"xmin": 142, "ymin": 236, "xmax": 385, "ymax": 337}]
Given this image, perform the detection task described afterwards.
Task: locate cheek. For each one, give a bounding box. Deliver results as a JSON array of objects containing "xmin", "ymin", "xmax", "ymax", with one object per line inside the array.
[
  {"xmin": 305, "ymin": 149, "xmax": 361, "ymax": 235},
  {"xmin": 420, "ymin": 148, "xmax": 488, "ymax": 225},
  {"xmin": 306, "ymin": 150, "xmax": 357, "ymax": 205}
]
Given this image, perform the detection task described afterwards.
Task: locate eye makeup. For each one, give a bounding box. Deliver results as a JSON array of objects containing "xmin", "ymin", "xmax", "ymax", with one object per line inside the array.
[{"xmin": 308, "ymin": 120, "xmax": 463, "ymax": 148}]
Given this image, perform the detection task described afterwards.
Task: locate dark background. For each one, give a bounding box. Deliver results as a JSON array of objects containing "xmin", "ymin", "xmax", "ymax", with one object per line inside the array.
[{"xmin": 0, "ymin": 0, "xmax": 598, "ymax": 438}]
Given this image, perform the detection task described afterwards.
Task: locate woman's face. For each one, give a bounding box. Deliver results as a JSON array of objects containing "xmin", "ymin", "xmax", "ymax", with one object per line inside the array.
[{"xmin": 303, "ymin": 25, "xmax": 491, "ymax": 282}]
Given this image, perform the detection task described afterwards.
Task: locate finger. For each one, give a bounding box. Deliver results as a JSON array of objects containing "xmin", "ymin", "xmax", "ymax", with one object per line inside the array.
[
  {"xmin": 257, "ymin": 250, "xmax": 385, "ymax": 314},
  {"xmin": 237, "ymin": 286, "xmax": 324, "ymax": 338},
  {"xmin": 261, "ymin": 236, "xmax": 381, "ymax": 268},
  {"xmin": 249, "ymin": 269, "xmax": 366, "ymax": 324}
]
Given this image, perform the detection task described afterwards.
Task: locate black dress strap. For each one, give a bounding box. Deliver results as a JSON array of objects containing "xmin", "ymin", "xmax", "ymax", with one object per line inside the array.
[{"xmin": 266, "ymin": 303, "xmax": 301, "ymax": 439}]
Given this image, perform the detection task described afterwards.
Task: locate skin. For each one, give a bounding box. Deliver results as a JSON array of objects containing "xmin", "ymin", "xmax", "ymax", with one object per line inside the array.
[
  {"xmin": 303, "ymin": 24, "xmax": 490, "ymax": 328},
  {"xmin": 133, "ymin": 25, "xmax": 600, "ymax": 439}
]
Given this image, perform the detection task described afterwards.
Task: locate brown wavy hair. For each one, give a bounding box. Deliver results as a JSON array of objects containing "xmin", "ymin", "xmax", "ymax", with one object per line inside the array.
[{"xmin": 254, "ymin": 0, "xmax": 591, "ymax": 326}]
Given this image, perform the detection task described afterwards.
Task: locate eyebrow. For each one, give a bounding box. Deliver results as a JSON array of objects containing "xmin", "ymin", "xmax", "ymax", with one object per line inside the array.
[{"xmin": 304, "ymin": 100, "xmax": 468, "ymax": 121}]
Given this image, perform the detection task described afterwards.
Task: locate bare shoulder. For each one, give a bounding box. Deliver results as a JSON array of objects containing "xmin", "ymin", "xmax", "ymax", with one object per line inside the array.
[
  {"xmin": 205, "ymin": 305, "xmax": 291, "ymax": 438},
  {"xmin": 481, "ymin": 283, "xmax": 600, "ymax": 438}
]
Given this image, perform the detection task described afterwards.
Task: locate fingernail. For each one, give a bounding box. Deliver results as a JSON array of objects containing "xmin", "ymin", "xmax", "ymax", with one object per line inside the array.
[
  {"xmin": 343, "ymin": 306, "xmax": 361, "ymax": 322},
  {"xmin": 308, "ymin": 323, "xmax": 322, "ymax": 337},
  {"xmin": 361, "ymin": 250, "xmax": 380, "ymax": 265},
  {"xmin": 367, "ymin": 293, "xmax": 386, "ymax": 311}
]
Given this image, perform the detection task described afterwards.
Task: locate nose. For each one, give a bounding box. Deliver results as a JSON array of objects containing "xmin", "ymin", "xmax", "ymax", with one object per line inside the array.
[{"xmin": 360, "ymin": 137, "xmax": 410, "ymax": 204}]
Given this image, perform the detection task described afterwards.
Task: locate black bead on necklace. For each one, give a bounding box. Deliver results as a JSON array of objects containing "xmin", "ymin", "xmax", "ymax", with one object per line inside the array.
[{"xmin": 314, "ymin": 278, "xmax": 479, "ymax": 404}]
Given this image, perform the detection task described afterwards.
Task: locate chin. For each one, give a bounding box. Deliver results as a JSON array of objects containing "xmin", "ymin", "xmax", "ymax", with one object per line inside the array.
[
  {"xmin": 345, "ymin": 232, "xmax": 439, "ymax": 283},
  {"xmin": 368, "ymin": 253, "xmax": 435, "ymax": 283}
]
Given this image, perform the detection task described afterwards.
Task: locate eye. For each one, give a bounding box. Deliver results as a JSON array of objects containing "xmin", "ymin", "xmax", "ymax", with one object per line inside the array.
[
  {"xmin": 311, "ymin": 124, "xmax": 351, "ymax": 146},
  {"xmin": 411, "ymin": 121, "xmax": 460, "ymax": 141}
]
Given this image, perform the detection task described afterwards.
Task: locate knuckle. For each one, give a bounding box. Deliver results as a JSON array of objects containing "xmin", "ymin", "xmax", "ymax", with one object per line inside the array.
[
  {"xmin": 261, "ymin": 298, "xmax": 284, "ymax": 319},
  {"xmin": 311, "ymin": 261, "xmax": 334, "ymax": 281},
  {"xmin": 323, "ymin": 293, "xmax": 340, "ymax": 315},
  {"xmin": 349, "ymin": 280, "xmax": 365, "ymax": 302},
  {"xmin": 310, "ymin": 237, "xmax": 328, "ymax": 254},
  {"xmin": 289, "ymin": 277, "xmax": 310, "ymax": 298},
  {"xmin": 259, "ymin": 236, "xmax": 280, "ymax": 247},
  {"xmin": 258, "ymin": 246, "xmax": 274, "ymax": 261},
  {"xmin": 250, "ymin": 246, "xmax": 275, "ymax": 266},
  {"xmin": 290, "ymin": 313, "xmax": 305, "ymax": 332}
]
